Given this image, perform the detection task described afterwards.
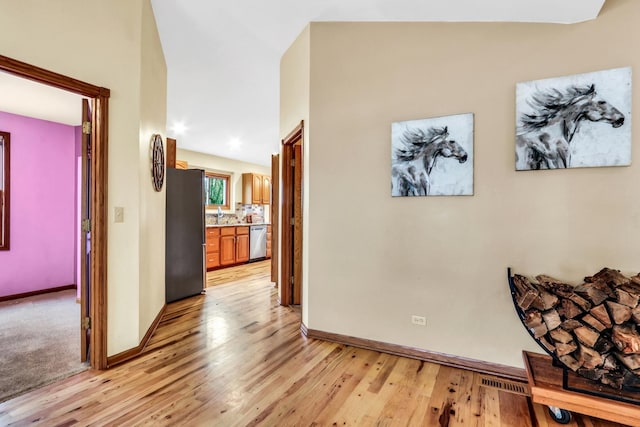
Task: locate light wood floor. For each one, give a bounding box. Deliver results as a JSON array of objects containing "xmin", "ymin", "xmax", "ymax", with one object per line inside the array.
[{"xmin": 0, "ymin": 261, "xmax": 627, "ymax": 426}]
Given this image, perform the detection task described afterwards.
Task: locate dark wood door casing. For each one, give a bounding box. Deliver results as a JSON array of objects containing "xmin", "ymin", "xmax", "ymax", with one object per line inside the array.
[
  {"xmin": 270, "ymin": 154, "xmax": 279, "ymax": 284},
  {"xmin": 280, "ymin": 121, "xmax": 303, "ymax": 306},
  {"xmin": 0, "ymin": 54, "xmax": 110, "ymax": 370}
]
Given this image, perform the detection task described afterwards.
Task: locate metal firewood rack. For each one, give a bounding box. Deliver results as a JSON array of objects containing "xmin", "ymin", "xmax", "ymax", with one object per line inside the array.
[{"xmin": 508, "ymin": 268, "xmax": 640, "ymax": 424}]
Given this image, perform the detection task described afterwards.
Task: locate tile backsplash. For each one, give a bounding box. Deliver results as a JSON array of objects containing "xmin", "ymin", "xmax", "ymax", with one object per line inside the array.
[{"xmin": 205, "ymin": 203, "xmax": 266, "ymax": 225}]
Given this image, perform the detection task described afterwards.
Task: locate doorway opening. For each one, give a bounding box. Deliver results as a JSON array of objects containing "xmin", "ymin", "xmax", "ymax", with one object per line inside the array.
[
  {"xmin": 0, "ymin": 54, "xmax": 110, "ymax": 371},
  {"xmin": 280, "ymin": 121, "xmax": 303, "ymax": 306}
]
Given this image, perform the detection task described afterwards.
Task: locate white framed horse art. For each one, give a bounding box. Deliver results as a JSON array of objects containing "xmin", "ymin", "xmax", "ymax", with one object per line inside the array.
[
  {"xmin": 515, "ymin": 67, "xmax": 631, "ymax": 171},
  {"xmin": 391, "ymin": 113, "xmax": 474, "ymax": 197}
]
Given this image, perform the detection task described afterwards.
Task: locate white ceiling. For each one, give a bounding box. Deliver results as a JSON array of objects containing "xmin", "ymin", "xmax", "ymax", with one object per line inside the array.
[
  {"xmin": 151, "ymin": 0, "xmax": 605, "ymax": 166},
  {"xmin": 1, "ymin": 1, "xmax": 605, "ymax": 165},
  {"xmin": 0, "ymin": 71, "xmax": 84, "ymax": 126}
]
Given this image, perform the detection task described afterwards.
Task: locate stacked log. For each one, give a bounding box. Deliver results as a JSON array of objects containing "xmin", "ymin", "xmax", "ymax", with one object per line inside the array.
[{"xmin": 512, "ymin": 267, "xmax": 640, "ymax": 390}]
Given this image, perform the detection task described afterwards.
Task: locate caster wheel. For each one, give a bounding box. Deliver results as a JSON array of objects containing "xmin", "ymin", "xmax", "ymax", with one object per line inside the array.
[{"xmin": 547, "ymin": 406, "xmax": 571, "ymax": 424}]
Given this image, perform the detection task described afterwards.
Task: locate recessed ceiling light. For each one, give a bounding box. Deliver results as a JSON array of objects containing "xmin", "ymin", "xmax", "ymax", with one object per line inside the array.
[
  {"xmin": 228, "ymin": 137, "xmax": 242, "ymax": 151},
  {"xmin": 171, "ymin": 121, "xmax": 187, "ymax": 135}
]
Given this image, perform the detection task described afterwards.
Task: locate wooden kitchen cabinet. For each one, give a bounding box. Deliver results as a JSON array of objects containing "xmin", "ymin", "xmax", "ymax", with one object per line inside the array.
[
  {"xmin": 236, "ymin": 226, "xmax": 249, "ymax": 263},
  {"xmin": 218, "ymin": 226, "xmax": 250, "ymax": 266},
  {"xmin": 262, "ymin": 176, "xmax": 271, "ymax": 204},
  {"xmin": 266, "ymin": 225, "xmax": 272, "ymax": 259},
  {"xmin": 242, "ymin": 173, "xmax": 271, "ymax": 205},
  {"xmin": 219, "ymin": 227, "xmax": 236, "ymax": 266},
  {"xmin": 205, "ymin": 227, "xmax": 220, "ymax": 270}
]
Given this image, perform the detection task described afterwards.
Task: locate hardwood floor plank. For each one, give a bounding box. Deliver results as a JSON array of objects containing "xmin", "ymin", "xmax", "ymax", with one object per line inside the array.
[
  {"xmin": 0, "ymin": 260, "xmax": 628, "ymax": 426},
  {"xmin": 497, "ymin": 390, "xmax": 532, "ymax": 427},
  {"xmin": 476, "ymin": 385, "xmax": 501, "ymax": 427}
]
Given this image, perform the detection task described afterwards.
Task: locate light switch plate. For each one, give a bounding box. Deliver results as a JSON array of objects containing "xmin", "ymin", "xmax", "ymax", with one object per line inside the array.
[{"xmin": 114, "ymin": 206, "xmax": 124, "ymax": 223}]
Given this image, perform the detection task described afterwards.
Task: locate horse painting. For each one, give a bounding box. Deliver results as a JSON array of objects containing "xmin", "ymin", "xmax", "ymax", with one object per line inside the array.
[
  {"xmin": 391, "ymin": 125, "xmax": 469, "ymax": 197},
  {"xmin": 515, "ymin": 68, "xmax": 631, "ymax": 171}
]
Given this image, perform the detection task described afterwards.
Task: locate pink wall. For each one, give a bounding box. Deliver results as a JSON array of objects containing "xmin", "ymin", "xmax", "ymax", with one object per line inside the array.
[{"xmin": 0, "ymin": 111, "xmax": 77, "ymax": 297}]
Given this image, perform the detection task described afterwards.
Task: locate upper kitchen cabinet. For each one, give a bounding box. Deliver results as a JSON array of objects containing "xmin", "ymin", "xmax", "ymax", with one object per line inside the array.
[{"xmin": 242, "ymin": 173, "xmax": 270, "ymax": 205}]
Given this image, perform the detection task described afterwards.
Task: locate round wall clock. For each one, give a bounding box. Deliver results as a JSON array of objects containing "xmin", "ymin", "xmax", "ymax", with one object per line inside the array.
[{"xmin": 151, "ymin": 134, "xmax": 165, "ymax": 192}]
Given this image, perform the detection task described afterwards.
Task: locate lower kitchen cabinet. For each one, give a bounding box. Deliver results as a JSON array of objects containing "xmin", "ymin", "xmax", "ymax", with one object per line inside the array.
[
  {"xmin": 206, "ymin": 227, "xmax": 220, "ymax": 269},
  {"xmin": 220, "ymin": 227, "xmax": 236, "ymax": 266},
  {"xmin": 266, "ymin": 225, "xmax": 272, "ymax": 259},
  {"xmin": 236, "ymin": 227, "xmax": 249, "ymax": 263},
  {"xmin": 207, "ymin": 224, "xmax": 269, "ymax": 270}
]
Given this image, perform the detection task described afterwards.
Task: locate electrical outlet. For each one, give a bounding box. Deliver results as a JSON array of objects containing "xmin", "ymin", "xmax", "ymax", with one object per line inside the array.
[
  {"xmin": 411, "ymin": 315, "xmax": 426, "ymax": 326},
  {"xmin": 114, "ymin": 206, "xmax": 124, "ymax": 223}
]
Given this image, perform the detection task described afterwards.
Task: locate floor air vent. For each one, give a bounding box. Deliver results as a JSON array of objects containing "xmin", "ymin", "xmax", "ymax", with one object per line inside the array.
[{"xmin": 479, "ymin": 376, "xmax": 529, "ymax": 396}]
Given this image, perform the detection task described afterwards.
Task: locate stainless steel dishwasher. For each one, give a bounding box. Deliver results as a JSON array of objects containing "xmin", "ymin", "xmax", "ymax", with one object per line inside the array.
[{"xmin": 249, "ymin": 225, "xmax": 267, "ymax": 261}]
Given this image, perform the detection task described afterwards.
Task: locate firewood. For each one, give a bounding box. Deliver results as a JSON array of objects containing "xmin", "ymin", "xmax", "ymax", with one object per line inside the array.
[
  {"xmin": 524, "ymin": 310, "xmax": 542, "ymax": 328},
  {"xmin": 529, "ymin": 322, "xmax": 548, "ymax": 339},
  {"xmin": 567, "ymin": 293, "xmax": 591, "ymax": 312},
  {"xmin": 517, "ymin": 291, "xmax": 539, "ymax": 310},
  {"xmin": 619, "ymin": 282, "xmax": 640, "ymax": 300},
  {"xmin": 590, "ymin": 304, "xmax": 613, "ymax": 328},
  {"xmin": 561, "ymin": 319, "xmax": 582, "ymax": 331},
  {"xmin": 581, "ymin": 314, "xmax": 606, "ymax": 332},
  {"xmin": 561, "ymin": 299, "xmax": 582, "ymax": 319},
  {"xmin": 606, "ymin": 301, "xmax": 632, "ymax": 324},
  {"xmin": 577, "ymin": 368, "xmax": 605, "ymax": 381},
  {"xmin": 574, "ymin": 326, "xmax": 600, "ymax": 348},
  {"xmin": 539, "ymin": 336, "xmax": 556, "ymax": 353},
  {"xmin": 542, "ymin": 310, "xmax": 562, "ymax": 331},
  {"xmin": 632, "ymin": 306, "xmax": 640, "ymax": 324},
  {"xmin": 612, "ymin": 324, "xmax": 640, "ymax": 354},
  {"xmin": 603, "ymin": 355, "xmax": 620, "ymax": 371},
  {"xmin": 615, "ymin": 353, "xmax": 640, "ymax": 370},
  {"xmin": 535, "ymin": 275, "xmax": 574, "ymax": 297},
  {"xmin": 585, "ymin": 268, "xmax": 630, "ymax": 288},
  {"xmin": 535, "ymin": 274, "xmax": 565, "ymax": 286},
  {"xmin": 559, "ymin": 354, "xmax": 582, "ymax": 371},
  {"xmin": 588, "ymin": 279, "xmax": 616, "ymax": 299},
  {"xmin": 513, "ymin": 268, "xmax": 640, "ymax": 390},
  {"xmin": 512, "ymin": 275, "xmax": 535, "ymax": 298},
  {"xmin": 522, "ymin": 311, "xmax": 543, "ymax": 337},
  {"xmin": 555, "ymin": 342, "xmax": 578, "ymax": 356},
  {"xmin": 532, "ymin": 291, "xmax": 559, "ymax": 311},
  {"xmin": 549, "ymin": 328, "xmax": 573, "ymax": 344},
  {"xmin": 601, "ymin": 372, "xmax": 625, "ymax": 389},
  {"xmin": 513, "ymin": 274, "xmax": 529, "ymax": 291},
  {"xmin": 593, "ymin": 336, "xmax": 614, "ymax": 354},
  {"xmin": 615, "ymin": 288, "xmax": 639, "ymax": 308},
  {"xmin": 574, "ymin": 284, "xmax": 608, "ymax": 306},
  {"xmin": 578, "ymin": 345, "xmax": 604, "ymax": 369}
]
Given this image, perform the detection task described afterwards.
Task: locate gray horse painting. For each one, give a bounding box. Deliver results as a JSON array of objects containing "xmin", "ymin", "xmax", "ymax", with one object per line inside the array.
[
  {"xmin": 391, "ymin": 113, "xmax": 473, "ymax": 197},
  {"xmin": 516, "ymin": 67, "xmax": 631, "ymax": 171}
]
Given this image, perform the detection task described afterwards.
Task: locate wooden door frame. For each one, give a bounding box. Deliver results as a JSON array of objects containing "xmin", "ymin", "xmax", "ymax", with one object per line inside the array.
[
  {"xmin": 280, "ymin": 121, "xmax": 303, "ymax": 306},
  {"xmin": 0, "ymin": 54, "xmax": 110, "ymax": 370},
  {"xmin": 270, "ymin": 154, "xmax": 279, "ymax": 284}
]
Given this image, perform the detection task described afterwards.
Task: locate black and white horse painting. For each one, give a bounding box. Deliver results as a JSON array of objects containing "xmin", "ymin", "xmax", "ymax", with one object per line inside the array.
[
  {"xmin": 516, "ymin": 67, "xmax": 631, "ymax": 171},
  {"xmin": 391, "ymin": 113, "xmax": 473, "ymax": 197}
]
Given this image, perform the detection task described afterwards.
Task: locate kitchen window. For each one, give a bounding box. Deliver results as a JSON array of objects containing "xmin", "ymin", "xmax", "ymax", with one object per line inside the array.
[{"xmin": 204, "ymin": 171, "xmax": 230, "ymax": 211}]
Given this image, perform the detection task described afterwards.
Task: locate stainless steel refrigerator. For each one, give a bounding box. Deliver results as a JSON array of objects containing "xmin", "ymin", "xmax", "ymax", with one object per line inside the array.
[{"xmin": 165, "ymin": 168, "xmax": 206, "ymax": 303}]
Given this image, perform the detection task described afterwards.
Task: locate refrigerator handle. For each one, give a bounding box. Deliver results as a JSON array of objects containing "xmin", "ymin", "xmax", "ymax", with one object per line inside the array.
[{"xmin": 202, "ymin": 244, "xmax": 207, "ymax": 294}]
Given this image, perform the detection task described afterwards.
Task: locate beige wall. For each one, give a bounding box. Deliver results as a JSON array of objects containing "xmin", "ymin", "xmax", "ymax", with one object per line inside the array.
[
  {"xmin": 176, "ymin": 148, "xmax": 270, "ymax": 212},
  {"xmin": 284, "ymin": 1, "xmax": 640, "ymax": 368},
  {"xmin": 0, "ymin": 0, "xmax": 167, "ymax": 356},
  {"xmin": 138, "ymin": 0, "xmax": 167, "ymax": 341},
  {"xmin": 280, "ymin": 26, "xmax": 310, "ymax": 313}
]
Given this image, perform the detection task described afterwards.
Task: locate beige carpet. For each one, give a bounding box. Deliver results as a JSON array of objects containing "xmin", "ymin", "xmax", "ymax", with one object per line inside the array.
[{"xmin": 0, "ymin": 289, "xmax": 88, "ymax": 403}]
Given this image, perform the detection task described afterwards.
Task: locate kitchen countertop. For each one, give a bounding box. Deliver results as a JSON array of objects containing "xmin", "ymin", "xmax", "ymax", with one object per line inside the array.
[{"xmin": 206, "ymin": 223, "xmax": 270, "ymax": 228}]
